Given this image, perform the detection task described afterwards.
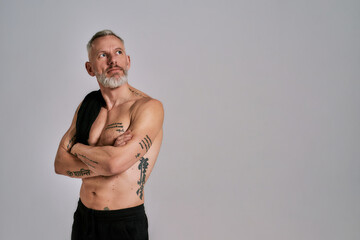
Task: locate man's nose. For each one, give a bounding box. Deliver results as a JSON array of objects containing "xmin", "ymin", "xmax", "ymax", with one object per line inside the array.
[{"xmin": 108, "ymin": 54, "xmax": 117, "ymax": 66}]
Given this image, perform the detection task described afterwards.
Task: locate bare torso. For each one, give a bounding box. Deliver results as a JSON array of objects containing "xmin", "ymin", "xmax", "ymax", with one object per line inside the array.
[{"xmin": 80, "ymin": 94, "xmax": 163, "ymax": 210}]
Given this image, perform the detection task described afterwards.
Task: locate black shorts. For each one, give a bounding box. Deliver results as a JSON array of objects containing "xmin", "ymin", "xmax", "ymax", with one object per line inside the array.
[{"xmin": 71, "ymin": 199, "xmax": 149, "ymax": 240}]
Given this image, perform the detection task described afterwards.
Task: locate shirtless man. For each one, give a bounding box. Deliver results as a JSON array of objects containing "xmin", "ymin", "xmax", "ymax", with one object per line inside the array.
[{"xmin": 54, "ymin": 30, "xmax": 164, "ymax": 240}]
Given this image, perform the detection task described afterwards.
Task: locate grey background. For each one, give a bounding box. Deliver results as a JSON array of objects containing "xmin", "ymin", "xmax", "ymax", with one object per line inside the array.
[{"xmin": 0, "ymin": 0, "xmax": 359, "ymax": 239}]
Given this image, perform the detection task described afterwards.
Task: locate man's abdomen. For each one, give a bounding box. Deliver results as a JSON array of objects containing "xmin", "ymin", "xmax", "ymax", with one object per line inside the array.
[
  {"xmin": 80, "ymin": 131, "xmax": 161, "ymax": 211},
  {"xmin": 80, "ymin": 166, "xmax": 145, "ymax": 210}
]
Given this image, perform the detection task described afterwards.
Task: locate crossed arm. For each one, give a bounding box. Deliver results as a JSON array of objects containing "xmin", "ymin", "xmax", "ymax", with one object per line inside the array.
[{"xmin": 54, "ymin": 99, "xmax": 164, "ymax": 178}]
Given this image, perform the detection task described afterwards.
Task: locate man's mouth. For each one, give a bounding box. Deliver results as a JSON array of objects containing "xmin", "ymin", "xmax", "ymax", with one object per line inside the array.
[{"xmin": 107, "ymin": 67, "xmax": 123, "ymax": 74}]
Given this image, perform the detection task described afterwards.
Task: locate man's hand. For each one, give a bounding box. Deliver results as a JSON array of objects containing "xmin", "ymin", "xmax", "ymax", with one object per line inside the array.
[{"xmin": 114, "ymin": 130, "xmax": 133, "ymax": 147}]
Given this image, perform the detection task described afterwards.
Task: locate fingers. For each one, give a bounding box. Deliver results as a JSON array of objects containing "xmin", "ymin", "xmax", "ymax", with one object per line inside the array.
[
  {"xmin": 114, "ymin": 137, "xmax": 131, "ymax": 147},
  {"xmin": 124, "ymin": 129, "xmax": 132, "ymax": 134},
  {"xmin": 113, "ymin": 130, "xmax": 133, "ymax": 147}
]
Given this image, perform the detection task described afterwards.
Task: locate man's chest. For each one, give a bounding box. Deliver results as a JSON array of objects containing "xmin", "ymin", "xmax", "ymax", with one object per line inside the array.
[{"xmin": 88, "ymin": 105, "xmax": 132, "ymax": 146}]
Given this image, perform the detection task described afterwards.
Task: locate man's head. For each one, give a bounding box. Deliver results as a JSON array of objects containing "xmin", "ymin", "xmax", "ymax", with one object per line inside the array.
[{"xmin": 85, "ymin": 30, "xmax": 130, "ymax": 89}]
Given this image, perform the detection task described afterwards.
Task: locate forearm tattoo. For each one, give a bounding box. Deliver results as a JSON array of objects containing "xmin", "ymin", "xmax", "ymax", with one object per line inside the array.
[
  {"xmin": 67, "ymin": 168, "xmax": 91, "ymax": 177},
  {"xmin": 135, "ymin": 153, "xmax": 149, "ymax": 200},
  {"xmin": 138, "ymin": 135, "xmax": 152, "ymax": 152},
  {"xmin": 76, "ymin": 153, "xmax": 98, "ymax": 169},
  {"xmin": 105, "ymin": 122, "xmax": 124, "ymax": 133}
]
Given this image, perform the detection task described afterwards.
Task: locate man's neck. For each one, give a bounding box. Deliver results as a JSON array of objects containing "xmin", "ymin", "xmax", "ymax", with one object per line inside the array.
[{"xmin": 99, "ymin": 83, "xmax": 133, "ymax": 110}]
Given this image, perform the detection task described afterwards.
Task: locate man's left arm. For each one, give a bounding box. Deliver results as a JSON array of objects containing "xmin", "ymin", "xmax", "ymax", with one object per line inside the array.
[{"xmin": 70, "ymin": 99, "xmax": 164, "ymax": 176}]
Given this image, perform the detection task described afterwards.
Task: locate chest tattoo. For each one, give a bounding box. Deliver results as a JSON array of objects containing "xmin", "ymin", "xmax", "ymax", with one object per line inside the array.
[{"xmin": 105, "ymin": 122, "xmax": 124, "ymax": 133}]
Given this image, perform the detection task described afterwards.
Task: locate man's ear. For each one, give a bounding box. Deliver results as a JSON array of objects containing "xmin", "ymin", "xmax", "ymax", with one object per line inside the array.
[
  {"xmin": 85, "ymin": 62, "xmax": 95, "ymax": 76},
  {"xmin": 126, "ymin": 55, "xmax": 131, "ymax": 70}
]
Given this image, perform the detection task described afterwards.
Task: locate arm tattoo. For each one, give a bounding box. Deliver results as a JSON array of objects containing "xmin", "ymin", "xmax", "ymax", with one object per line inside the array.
[
  {"xmin": 83, "ymin": 161, "xmax": 96, "ymax": 169},
  {"xmin": 138, "ymin": 135, "xmax": 152, "ymax": 152},
  {"xmin": 66, "ymin": 168, "xmax": 91, "ymax": 177},
  {"xmin": 146, "ymin": 135, "xmax": 152, "ymax": 145},
  {"xmin": 76, "ymin": 153, "xmax": 98, "ymax": 169},
  {"xmin": 136, "ymin": 156, "xmax": 149, "ymax": 200},
  {"xmin": 67, "ymin": 136, "xmax": 76, "ymax": 150},
  {"xmin": 141, "ymin": 139, "xmax": 148, "ymax": 151},
  {"xmin": 105, "ymin": 122, "xmax": 124, "ymax": 133}
]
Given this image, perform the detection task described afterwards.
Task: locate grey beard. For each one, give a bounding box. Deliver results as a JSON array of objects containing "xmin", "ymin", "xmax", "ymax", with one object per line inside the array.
[{"xmin": 97, "ymin": 71, "xmax": 128, "ymax": 89}]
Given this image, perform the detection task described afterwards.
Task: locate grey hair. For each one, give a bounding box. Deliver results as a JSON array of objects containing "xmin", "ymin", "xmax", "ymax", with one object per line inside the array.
[{"xmin": 87, "ymin": 29, "xmax": 124, "ymax": 54}]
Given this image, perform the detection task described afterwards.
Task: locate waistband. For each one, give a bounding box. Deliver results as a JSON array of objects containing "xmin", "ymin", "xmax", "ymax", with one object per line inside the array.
[{"xmin": 77, "ymin": 199, "xmax": 145, "ymax": 220}]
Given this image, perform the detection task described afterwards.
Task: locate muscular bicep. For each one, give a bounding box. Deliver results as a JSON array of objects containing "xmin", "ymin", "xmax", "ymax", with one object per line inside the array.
[
  {"xmin": 59, "ymin": 125, "xmax": 76, "ymax": 152},
  {"xmin": 109, "ymin": 99, "xmax": 164, "ymax": 173},
  {"xmin": 128, "ymin": 100, "xmax": 163, "ymax": 152},
  {"xmin": 55, "ymin": 102, "xmax": 99, "ymax": 178},
  {"xmin": 58, "ymin": 103, "xmax": 81, "ymax": 151}
]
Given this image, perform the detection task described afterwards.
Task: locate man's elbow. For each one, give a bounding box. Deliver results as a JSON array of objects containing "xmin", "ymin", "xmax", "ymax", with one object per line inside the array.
[
  {"xmin": 106, "ymin": 157, "xmax": 127, "ymax": 176},
  {"xmin": 54, "ymin": 147, "xmax": 67, "ymax": 175},
  {"xmin": 54, "ymin": 158, "xmax": 62, "ymax": 175},
  {"xmin": 54, "ymin": 152, "xmax": 66, "ymax": 175}
]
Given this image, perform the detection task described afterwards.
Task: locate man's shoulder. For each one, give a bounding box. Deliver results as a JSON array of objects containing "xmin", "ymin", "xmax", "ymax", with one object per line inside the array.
[
  {"xmin": 128, "ymin": 86, "xmax": 149, "ymax": 98},
  {"xmin": 132, "ymin": 96, "xmax": 163, "ymax": 116},
  {"xmin": 129, "ymin": 88, "xmax": 163, "ymax": 120},
  {"xmin": 129, "ymin": 86, "xmax": 162, "ymax": 109}
]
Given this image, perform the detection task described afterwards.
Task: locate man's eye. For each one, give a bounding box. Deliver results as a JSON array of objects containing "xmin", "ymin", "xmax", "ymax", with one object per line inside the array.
[
  {"xmin": 116, "ymin": 50, "xmax": 122, "ymax": 55},
  {"xmin": 99, "ymin": 53, "xmax": 106, "ymax": 58}
]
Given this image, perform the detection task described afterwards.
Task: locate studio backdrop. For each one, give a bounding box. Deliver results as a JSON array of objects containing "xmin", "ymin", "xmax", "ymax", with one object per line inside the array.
[{"xmin": 0, "ymin": 0, "xmax": 359, "ymax": 239}]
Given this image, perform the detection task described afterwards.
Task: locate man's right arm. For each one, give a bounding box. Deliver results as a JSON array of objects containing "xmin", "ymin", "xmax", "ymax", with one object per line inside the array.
[{"xmin": 54, "ymin": 104, "xmax": 99, "ymax": 179}]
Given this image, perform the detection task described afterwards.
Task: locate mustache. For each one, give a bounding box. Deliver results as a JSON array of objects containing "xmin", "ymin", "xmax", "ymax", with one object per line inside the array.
[{"xmin": 106, "ymin": 66, "xmax": 125, "ymax": 72}]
